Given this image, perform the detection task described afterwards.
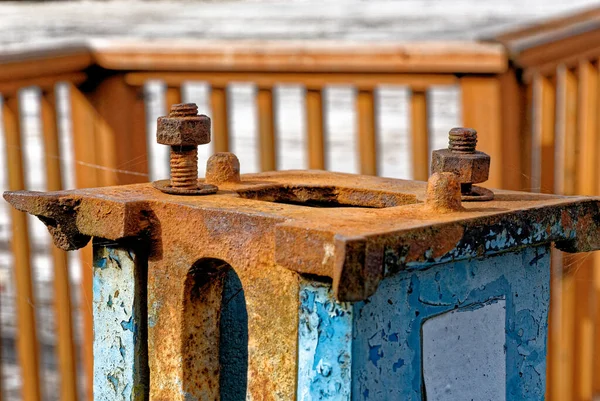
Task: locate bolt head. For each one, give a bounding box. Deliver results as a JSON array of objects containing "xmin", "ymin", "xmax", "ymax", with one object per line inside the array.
[
  {"xmin": 431, "ymin": 149, "xmax": 490, "ymax": 184},
  {"xmin": 156, "ymin": 114, "xmax": 211, "ymax": 146}
]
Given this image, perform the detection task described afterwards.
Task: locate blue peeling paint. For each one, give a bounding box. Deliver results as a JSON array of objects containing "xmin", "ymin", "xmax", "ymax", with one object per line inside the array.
[
  {"xmin": 94, "ymin": 257, "xmax": 107, "ymax": 270},
  {"xmin": 107, "ymin": 374, "xmax": 119, "ymax": 392},
  {"xmin": 352, "ymin": 245, "xmax": 550, "ymax": 400},
  {"xmin": 93, "ymin": 244, "xmax": 147, "ymax": 401},
  {"xmin": 298, "ymin": 281, "xmax": 353, "ymax": 400},
  {"xmin": 297, "ymin": 246, "xmax": 550, "ymax": 401},
  {"xmin": 120, "ymin": 316, "xmax": 135, "ymax": 333}
]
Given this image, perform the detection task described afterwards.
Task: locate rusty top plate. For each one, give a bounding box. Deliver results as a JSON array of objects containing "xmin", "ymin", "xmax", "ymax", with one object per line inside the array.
[{"xmin": 5, "ymin": 170, "xmax": 600, "ymax": 301}]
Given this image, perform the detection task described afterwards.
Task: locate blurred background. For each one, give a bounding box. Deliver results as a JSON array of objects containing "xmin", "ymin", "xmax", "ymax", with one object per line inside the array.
[{"xmin": 1, "ymin": 0, "xmax": 600, "ymax": 400}]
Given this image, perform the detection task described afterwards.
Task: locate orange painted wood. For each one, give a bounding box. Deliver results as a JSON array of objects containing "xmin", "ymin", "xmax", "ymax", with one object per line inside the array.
[
  {"xmin": 567, "ymin": 253, "xmax": 595, "ymax": 401},
  {"xmin": 96, "ymin": 41, "xmax": 507, "ymax": 74},
  {"xmin": 559, "ymin": 263, "xmax": 576, "ymax": 401},
  {"xmin": 410, "ymin": 89, "xmax": 429, "ymax": 181},
  {"xmin": 125, "ymin": 71, "xmax": 457, "ymax": 91},
  {"xmin": 576, "ymin": 61, "xmax": 600, "ymax": 401},
  {"xmin": 40, "ymin": 90, "xmax": 78, "ymax": 401},
  {"xmin": 2, "ymin": 96, "xmax": 41, "ymax": 401},
  {"xmin": 520, "ymin": 83, "xmax": 534, "ymax": 192},
  {"xmin": 210, "ymin": 86, "xmax": 230, "ymax": 153},
  {"xmin": 576, "ymin": 61, "xmax": 598, "ymax": 196},
  {"xmin": 91, "ymin": 75, "xmax": 148, "ymax": 185},
  {"xmin": 257, "ymin": 87, "xmax": 277, "ymax": 171},
  {"xmin": 0, "ymin": 72, "xmax": 86, "ymax": 98},
  {"xmin": 356, "ymin": 89, "xmax": 377, "ymax": 176},
  {"xmin": 555, "ymin": 67, "xmax": 578, "ymax": 196},
  {"xmin": 0, "ymin": 52, "xmax": 92, "ymax": 83},
  {"xmin": 306, "ymin": 88, "xmax": 325, "ymax": 170},
  {"xmin": 499, "ymin": 70, "xmax": 525, "ymax": 190},
  {"xmin": 533, "ymin": 74, "xmax": 556, "ymax": 194},
  {"xmin": 68, "ymin": 83, "xmax": 99, "ymax": 400},
  {"xmin": 165, "ymin": 86, "xmax": 182, "ymax": 113},
  {"xmin": 461, "ymin": 76, "xmax": 502, "ymax": 188}
]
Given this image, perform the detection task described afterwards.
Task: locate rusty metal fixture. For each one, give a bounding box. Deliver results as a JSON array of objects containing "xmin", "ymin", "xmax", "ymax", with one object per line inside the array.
[
  {"xmin": 6, "ymin": 170, "xmax": 600, "ymax": 299},
  {"xmin": 153, "ymin": 103, "xmax": 218, "ymax": 195},
  {"xmin": 205, "ymin": 152, "xmax": 241, "ymax": 186},
  {"xmin": 431, "ymin": 127, "xmax": 493, "ymax": 201},
  {"xmin": 5, "ymin": 168, "xmax": 600, "ymax": 399},
  {"xmin": 424, "ymin": 172, "xmax": 464, "ymax": 213}
]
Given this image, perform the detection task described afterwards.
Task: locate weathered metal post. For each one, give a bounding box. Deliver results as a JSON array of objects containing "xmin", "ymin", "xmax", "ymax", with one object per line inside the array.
[{"xmin": 5, "ymin": 107, "xmax": 600, "ymax": 400}]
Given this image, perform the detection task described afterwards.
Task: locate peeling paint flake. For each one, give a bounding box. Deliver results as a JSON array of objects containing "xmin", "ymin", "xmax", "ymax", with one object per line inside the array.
[
  {"xmin": 298, "ymin": 281, "xmax": 352, "ymax": 400},
  {"xmin": 93, "ymin": 243, "xmax": 147, "ymax": 401}
]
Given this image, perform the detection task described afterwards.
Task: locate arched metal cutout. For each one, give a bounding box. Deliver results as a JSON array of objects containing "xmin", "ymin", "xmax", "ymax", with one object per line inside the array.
[{"xmin": 182, "ymin": 258, "xmax": 248, "ymax": 400}]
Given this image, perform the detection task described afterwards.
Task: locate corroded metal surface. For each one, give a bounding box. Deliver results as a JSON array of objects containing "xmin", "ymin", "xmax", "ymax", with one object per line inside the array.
[
  {"xmin": 5, "ymin": 168, "xmax": 600, "ymax": 399},
  {"xmin": 156, "ymin": 104, "xmax": 210, "ymax": 147},
  {"xmin": 5, "ymin": 169, "xmax": 600, "ymax": 302},
  {"xmin": 155, "ymin": 103, "xmax": 216, "ymax": 195}
]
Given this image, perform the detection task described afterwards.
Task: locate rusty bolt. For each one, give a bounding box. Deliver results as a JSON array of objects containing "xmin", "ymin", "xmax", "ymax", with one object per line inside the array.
[
  {"xmin": 431, "ymin": 127, "xmax": 492, "ymax": 201},
  {"xmin": 153, "ymin": 103, "xmax": 217, "ymax": 195}
]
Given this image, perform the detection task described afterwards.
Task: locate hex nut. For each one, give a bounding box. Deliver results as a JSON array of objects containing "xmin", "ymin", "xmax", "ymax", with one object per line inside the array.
[
  {"xmin": 156, "ymin": 114, "xmax": 211, "ymax": 146},
  {"xmin": 431, "ymin": 149, "xmax": 490, "ymax": 184}
]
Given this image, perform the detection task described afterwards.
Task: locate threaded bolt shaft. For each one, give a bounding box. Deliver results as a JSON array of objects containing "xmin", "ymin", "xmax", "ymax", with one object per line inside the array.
[
  {"xmin": 448, "ymin": 127, "xmax": 477, "ymax": 153},
  {"xmin": 170, "ymin": 146, "xmax": 198, "ymax": 189},
  {"xmin": 168, "ymin": 103, "xmax": 200, "ymax": 189},
  {"xmin": 169, "ymin": 103, "xmax": 199, "ymax": 118}
]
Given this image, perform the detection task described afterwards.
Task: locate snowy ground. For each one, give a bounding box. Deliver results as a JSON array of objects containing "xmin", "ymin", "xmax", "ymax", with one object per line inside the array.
[{"xmin": 0, "ymin": 0, "xmax": 598, "ymax": 399}]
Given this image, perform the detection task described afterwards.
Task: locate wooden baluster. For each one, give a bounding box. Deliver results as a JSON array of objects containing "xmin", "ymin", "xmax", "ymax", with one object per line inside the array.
[
  {"xmin": 556, "ymin": 67, "xmax": 578, "ymax": 196},
  {"xmin": 257, "ymin": 87, "xmax": 276, "ymax": 171},
  {"xmin": 130, "ymin": 88, "xmax": 149, "ymax": 180},
  {"xmin": 211, "ymin": 85, "xmax": 230, "ymax": 153},
  {"xmin": 572, "ymin": 61, "xmax": 598, "ymax": 401},
  {"xmin": 595, "ymin": 61, "xmax": 600, "ymax": 398},
  {"xmin": 460, "ymin": 76, "xmax": 502, "ymax": 188},
  {"xmin": 165, "ymin": 86, "xmax": 182, "ymax": 112},
  {"xmin": 2, "ymin": 95, "xmax": 42, "ymax": 401},
  {"xmin": 92, "ymin": 76, "xmax": 149, "ymax": 185},
  {"xmin": 554, "ymin": 65, "xmax": 579, "ymax": 401},
  {"xmin": 533, "ymin": 74, "xmax": 556, "ymax": 194},
  {"xmin": 40, "ymin": 90, "xmax": 78, "ymax": 401},
  {"xmin": 410, "ymin": 89, "xmax": 429, "ymax": 181},
  {"xmin": 520, "ymin": 83, "xmax": 534, "ymax": 192},
  {"xmin": 576, "ymin": 61, "xmax": 597, "ymax": 196},
  {"xmin": 499, "ymin": 69, "xmax": 525, "ymax": 191},
  {"xmin": 306, "ymin": 87, "xmax": 325, "ymax": 170},
  {"xmin": 68, "ymin": 83, "xmax": 98, "ymax": 400},
  {"xmin": 356, "ymin": 88, "xmax": 377, "ymax": 175}
]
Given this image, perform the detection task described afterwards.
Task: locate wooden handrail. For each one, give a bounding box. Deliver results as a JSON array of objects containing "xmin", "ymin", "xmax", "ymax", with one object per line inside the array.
[
  {"xmin": 90, "ymin": 40, "xmax": 507, "ymax": 74},
  {"xmin": 0, "ymin": 40, "xmax": 507, "ymax": 78}
]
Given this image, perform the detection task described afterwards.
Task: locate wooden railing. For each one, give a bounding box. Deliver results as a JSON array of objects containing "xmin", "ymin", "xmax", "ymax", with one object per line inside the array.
[
  {"xmin": 490, "ymin": 8, "xmax": 600, "ymax": 401},
  {"xmin": 0, "ymin": 6, "xmax": 599, "ymax": 400}
]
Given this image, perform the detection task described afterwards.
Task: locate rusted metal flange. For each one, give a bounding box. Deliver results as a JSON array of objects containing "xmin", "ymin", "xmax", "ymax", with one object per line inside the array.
[
  {"xmin": 152, "ymin": 179, "xmax": 218, "ymax": 195},
  {"xmin": 461, "ymin": 185, "xmax": 494, "ymax": 201}
]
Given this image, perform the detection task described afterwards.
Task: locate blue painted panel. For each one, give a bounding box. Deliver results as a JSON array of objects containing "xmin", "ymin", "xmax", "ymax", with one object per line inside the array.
[
  {"xmin": 298, "ymin": 281, "xmax": 353, "ymax": 400},
  {"xmin": 93, "ymin": 243, "xmax": 147, "ymax": 400},
  {"xmin": 352, "ymin": 245, "xmax": 551, "ymax": 401}
]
